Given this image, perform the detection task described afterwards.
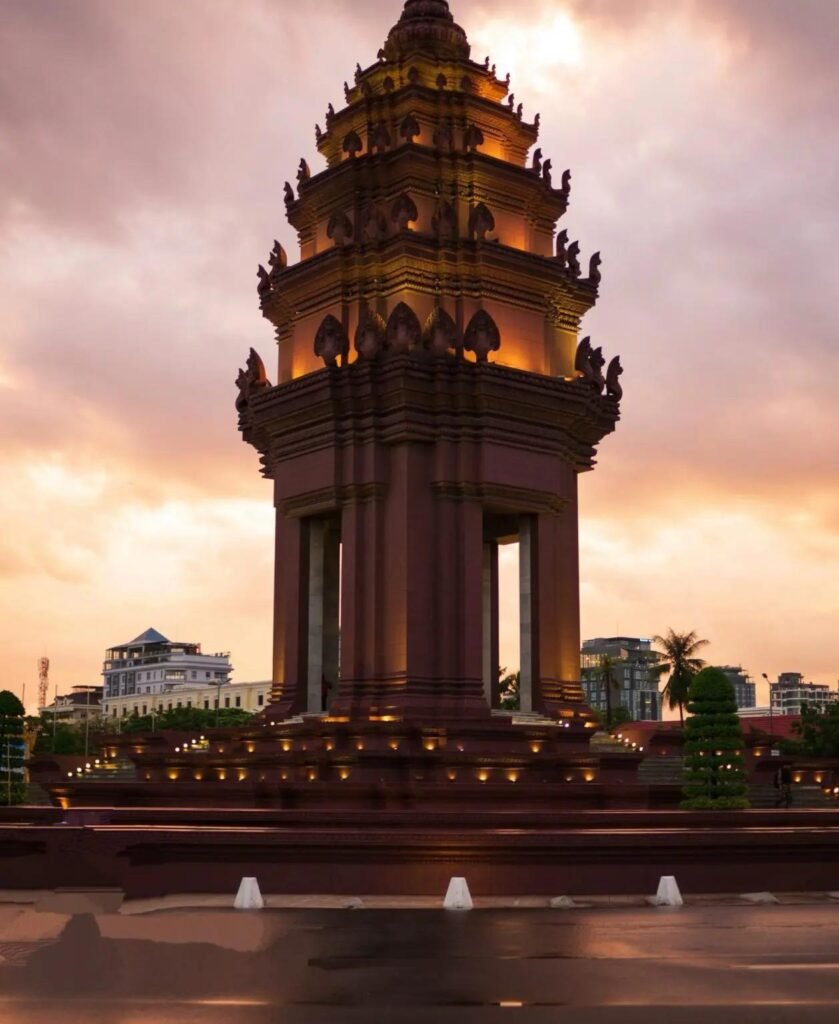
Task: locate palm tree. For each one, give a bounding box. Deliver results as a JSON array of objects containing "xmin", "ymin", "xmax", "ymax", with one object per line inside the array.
[
  {"xmin": 598, "ymin": 654, "xmax": 623, "ymax": 728},
  {"xmin": 652, "ymin": 629, "xmax": 709, "ymax": 725}
]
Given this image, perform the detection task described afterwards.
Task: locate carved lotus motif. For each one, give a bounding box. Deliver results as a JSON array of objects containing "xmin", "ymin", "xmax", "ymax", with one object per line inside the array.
[
  {"xmin": 464, "ymin": 309, "xmax": 501, "ymax": 363},
  {"xmin": 327, "ymin": 211, "xmax": 354, "ymax": 246},
  {"xmin": 355, "ymin": 311, "xmax": 387, "ymax": 360},
  {"xmin": 432, "ymin": 200, "xmax": 457, "ymax": 239},
  {"xmin": 370, "ymin": 123, "xmax": 391, "ymax": 154},
  {"xmin": 463, "ymin": 123, "xmax": 484, "ymax": 152},
  {"xmin": 399, "ymin": 113, "xmax": 421, "ymax": 143},
  {"xmin": 386, "ymin": 302, "xmax": 422, "ymax": 354},
  {"xmin": 314, "ymin": 314, "xmax": 349, "ymax": 368},
  {"xmin": 468, "ymin": 202, "xmax": 495, "ymax": 241},
  {"xmin": 423, "ymin": 307, "xmax": 459, "ymax": 357},
  {"xmin": 391, "ymin": 193, "xmax": 419, "ymax": 231},
  {"xmin": 360, "ymin": 203, "xmax": 388, "ymax": 242},
  {"xmin": 342, "ymin": 130, "xmax": 363, "ymax": 157}
]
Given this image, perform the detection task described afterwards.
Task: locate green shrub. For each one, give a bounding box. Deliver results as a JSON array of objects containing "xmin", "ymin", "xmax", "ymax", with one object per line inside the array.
[{"xmin": 681, "ymin": 668, "xmax": 749, "ymax": 810}]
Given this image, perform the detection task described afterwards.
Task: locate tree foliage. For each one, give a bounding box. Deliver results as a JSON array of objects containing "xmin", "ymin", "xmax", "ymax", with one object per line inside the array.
[
  {"xmin": 0, "ymin": 692, "xmax": 24, "ymax": 717},
  {"xmin": 785, "ymin": 704, "xmax": 839, "ymax": 757},
  {"xmin": 0, "ymin": 690, "xmax": 26, "ymax": 805},
  {"xmin": 597, "ymin": 654, "xmax": 624, "ymax": 727},
  {"xmin": 119, "ymin": 706, "xmax": 255, "ymax": 734},
  {"xmin": 652, "ymin": 629, "xmax": 709, "ymax": 725},
  {"xmin": 498, "ymin": 669, "xmax": 520, "ymax": 712},
  {"xmin": 681, "ymin": 667, "xmax": 749, "ymax": 810}
]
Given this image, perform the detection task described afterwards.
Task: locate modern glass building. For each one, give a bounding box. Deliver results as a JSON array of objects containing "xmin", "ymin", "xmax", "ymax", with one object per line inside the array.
[{"xmin": 580, "ymin": 637, "xmax": 661, "ymax": 721}]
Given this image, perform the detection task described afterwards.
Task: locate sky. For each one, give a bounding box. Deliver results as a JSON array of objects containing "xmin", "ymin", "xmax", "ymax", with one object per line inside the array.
[{"xmin": 1, "ymin": 0, "xmax": 837, "ymax": 712}]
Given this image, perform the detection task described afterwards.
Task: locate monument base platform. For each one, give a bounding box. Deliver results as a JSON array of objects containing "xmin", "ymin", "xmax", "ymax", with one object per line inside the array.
[{"xmin": 36, "ymin": 714, "xmax": 651, "ymax": 812}]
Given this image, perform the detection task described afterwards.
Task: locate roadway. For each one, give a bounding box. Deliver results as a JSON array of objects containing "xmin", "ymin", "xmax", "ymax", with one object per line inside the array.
[{"xmin": 1, "ymin": 900, "xmax": 838, "ymax": 1022}]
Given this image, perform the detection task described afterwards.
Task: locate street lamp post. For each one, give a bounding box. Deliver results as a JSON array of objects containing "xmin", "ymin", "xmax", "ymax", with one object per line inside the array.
[
  {"xmin": 761, "ymin": 673, "xmax": 774, "ymax": 742},
  {"xmin": 51, "ymin": 685, "xmax": 58, "ymax": 753}
]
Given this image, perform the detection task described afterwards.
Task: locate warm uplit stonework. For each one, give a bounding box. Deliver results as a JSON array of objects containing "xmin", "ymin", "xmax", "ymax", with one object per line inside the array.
[{"xmin": 239, "ymin": 0, "xmax": 622, "ymax": 727}]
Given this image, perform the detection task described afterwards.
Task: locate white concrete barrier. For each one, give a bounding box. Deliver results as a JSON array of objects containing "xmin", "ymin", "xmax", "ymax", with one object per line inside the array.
[
  {"xmin": 740, "ymin": 892, "xmax": 779, "ymax": 904},
  {"xmin": 443, "ymin": 877, "xmax": 473, "ymax": 910},
  {"xmin": 549, "ymin": 896, "xmax": 586, "ymax": 909},
  {"xmin": 234, "ymin": 877, "xmax": 264, "ymax": 910},
  {"xmin": 653, "ymin": 875, "xmax": 683, "ymax": 907}
]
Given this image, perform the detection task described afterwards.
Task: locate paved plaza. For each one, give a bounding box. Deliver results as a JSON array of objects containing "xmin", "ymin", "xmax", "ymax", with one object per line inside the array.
[{"xmin": 1, "ymin": 898, "xmax": 838, "ymax": 1022}]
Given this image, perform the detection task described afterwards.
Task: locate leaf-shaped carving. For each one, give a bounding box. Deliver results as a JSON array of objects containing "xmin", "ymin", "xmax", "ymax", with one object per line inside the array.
[
  {"xmin": 422, "ymin": 307, "xmax": 459, "ymax": 357},
  {"xmin": 343, "ymin": 131, "xmax": 363, "ymax": 157},
  {"xmin": 433, "ymin": 121, "xmax": 454, "ymax": 151},
  {"xmin": 314, "ymin": 314, "xmax": 349, "ymax": 368},
  {"xmin": 400, "ymin": 113, "xmax": 421, "ymax": 143},
  {"xmin": 464, "ymin": 309, "xmax": 501, "ymax": 363},
  {"xmin": 432, "ymin": 200, "xmax": 457, "ymax": 240},
  {"xmin": 359, "ymin": 203, "xmax": 388, "ymax": 242},
  {"xmin": 327, "ymin": 211, "xmax": 354, "ymax": 246},
  {"xmin": 354, "ymin": 311, "xmax": 387, "ymax": 360},
  {"xmin": 370, "ymin": 123, "xmax": 391, "ymax": 154},
  {"xmin": 385, "ymin": 302, "xmax": 422, "ymax": 355},
  {"xmin": 468, "ymin": 202, "xmax": 495, "ymax": 241},
  {"xmin": 463, "ymin": 123, "xmax": 484, "ymax": 152},
  {"xmin": 391, "ymin": 193, "xmax": 419, "ymax": 231}
]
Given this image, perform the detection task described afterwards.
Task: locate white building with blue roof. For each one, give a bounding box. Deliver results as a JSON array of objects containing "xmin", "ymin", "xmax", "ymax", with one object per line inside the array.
[{"xmin": 101, "ymin": 628, "xmax": 235, "ymax": 717}]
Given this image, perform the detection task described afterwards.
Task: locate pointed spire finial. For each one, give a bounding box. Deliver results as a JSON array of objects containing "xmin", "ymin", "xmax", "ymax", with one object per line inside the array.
[{"xmin": 385, "ymin": 0, "xmax": 469, "ymax": 60}]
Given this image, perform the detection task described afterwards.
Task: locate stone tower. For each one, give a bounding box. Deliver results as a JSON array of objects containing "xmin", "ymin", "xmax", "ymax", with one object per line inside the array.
[{"xmin": 238, "ymin": 0, "xmax": 621, "ymax": 729}]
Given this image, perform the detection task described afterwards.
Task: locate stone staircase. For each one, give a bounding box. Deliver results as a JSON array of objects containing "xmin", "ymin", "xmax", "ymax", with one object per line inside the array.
[
  {"xmin": 66, "ymin": 758, "xmax": 138, "ymax": 784},
  {"xmin": 23, "ymin": 782, "xmax": 52, "ymax": 806},
  {"xmin": 749, "ymin": 783, "xmax": 835, "ymax": 809},
  {"xmin": 589, "ymin": 734, "xmax": 628, "ymax": 753},
  {"xmin": 638, "ymin": 754, "xmax": 684, "ymax": 786}
]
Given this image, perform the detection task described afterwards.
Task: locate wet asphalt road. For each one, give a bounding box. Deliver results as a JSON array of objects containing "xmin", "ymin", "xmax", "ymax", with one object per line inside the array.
[{"xmin": 2, "ymin": 905, "xmax": 839, "ymax": 1023}]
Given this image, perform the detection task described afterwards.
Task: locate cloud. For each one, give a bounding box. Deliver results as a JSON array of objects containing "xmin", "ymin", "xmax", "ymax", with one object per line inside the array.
[{"xmin": 1, "ymin": 0, "xmax": 837, "ymax": 706}]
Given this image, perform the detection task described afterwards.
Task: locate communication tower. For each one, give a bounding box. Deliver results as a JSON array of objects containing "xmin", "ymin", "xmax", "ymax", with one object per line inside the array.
[{"xmin": 37, "ymin": 657, "xmax": 50, "ymax": 710}]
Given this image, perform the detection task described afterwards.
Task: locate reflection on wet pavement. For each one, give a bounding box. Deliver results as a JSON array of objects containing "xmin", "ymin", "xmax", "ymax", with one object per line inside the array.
[{"xmin": 2, "ymin": 905, "xmax": 839, "ymax": 1022}]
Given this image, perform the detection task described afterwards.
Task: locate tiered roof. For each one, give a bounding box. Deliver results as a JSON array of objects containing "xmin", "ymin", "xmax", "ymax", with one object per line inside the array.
[{"xmin": 255, "ymin": 0, "xmax": 605, "ymax": 386}]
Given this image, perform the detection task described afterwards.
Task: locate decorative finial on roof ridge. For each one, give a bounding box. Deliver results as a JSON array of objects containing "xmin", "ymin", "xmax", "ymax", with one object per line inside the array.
[
  {"xmin": 385, "ymin": 0, "xmax": 469, "ymax": 60},
  {"xmin": 400, "ymin": 0, "xmax": 453, "ymax": 21}
]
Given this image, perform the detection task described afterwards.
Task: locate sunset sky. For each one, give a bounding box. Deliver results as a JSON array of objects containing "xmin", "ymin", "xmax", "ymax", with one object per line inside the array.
[{"xmin": 1, "ymin": 0, "xmax": 837, "ymax": 712}]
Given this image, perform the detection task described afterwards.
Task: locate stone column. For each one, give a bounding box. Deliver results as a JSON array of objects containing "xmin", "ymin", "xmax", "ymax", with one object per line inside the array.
[
  {"xmin": 532, "ymin": 480, "xmax": 586, "ymax": 717},
  {"xmin": 519, "ymin": 515, "xmax": 535, "ymax": 714},
  {"xmin": 306, "ymin": 518, "xmax": 341, "ymax": 713},
  {"xmin": 332, "ymin": 494, "xmax": 382, "ymax": 716},
  {"xmin": 332, "ymin": 438, "xmax": 488, "ymax": 721},
  {"xmin": 268, "ymin": 509, "xmax": 309, "ymax": 718},
  {"xmin": 482, "ymin": 540, "xmax": 500, "ymax": 706}
]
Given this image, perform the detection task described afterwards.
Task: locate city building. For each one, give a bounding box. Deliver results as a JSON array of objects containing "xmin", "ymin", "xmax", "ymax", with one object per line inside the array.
[
  {"xmin": 101, "ymin": 628, "xmax": 233, "ymax": 716},
  {"xmin": 719, "ymin": 666, "xmax": 756, "ymax": 709},
  {"xmin": 581, "ymin": 638, "xmax": 661, "ymax": 721},
  {"xmin": 39, "ymin": 686, "xmax": 103, "ymax": 724},
  {"xmin": 769, "ymin": 673, "xmax": 839, "ymax": 716},
  {"xmin": 103, "ymin": 679, "xmax": 271, "ymax": 719}
]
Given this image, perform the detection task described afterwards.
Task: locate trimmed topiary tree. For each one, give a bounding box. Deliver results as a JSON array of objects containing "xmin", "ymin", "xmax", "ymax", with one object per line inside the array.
[
  {"xmin": 0, "ymin": 690, "xmax": 26, "ymax": 806},
  {"xmin": 681, "ymin": 667, "xmax": 749, "ymax": 809}
]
